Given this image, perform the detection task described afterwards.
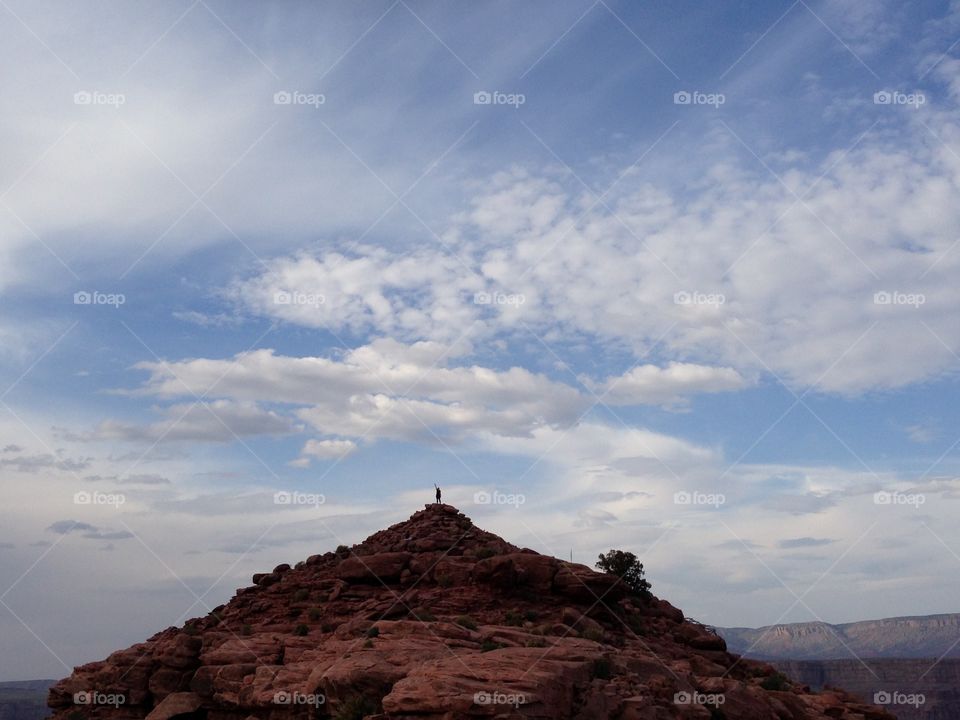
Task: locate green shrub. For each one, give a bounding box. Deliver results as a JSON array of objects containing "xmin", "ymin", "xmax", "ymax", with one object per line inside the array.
[
  {"xmin": 411, "ymin": 607, "xmax": 435, "ymax": 622},
  {"xmin": 437, "ymin": 574, "xmax": 453, "ymax": 588},
  {"xmin": 455, "ymin": 615, "xmax": 478, "ymax": 631},
  {"xmin": 709, "ymin": 705, "xmax": 727, "ymax": 720},
  {"xmin": 523, "ymin": 609, "xmax": 539, "ymax": 622},
  {"xmin": 294, "ymin": 588, "xmax": 310, "ymax": 602},
  {"xmin": 760, "ymin": 672, "xmax": 790, "ymax": 691},
  {"xmin": 596, "ymin": 549, "xmax": 651, "ymax": 598},
  {"xmin": 582, "ymin": 627, "xmax": 603, "ymax": 642},
  {"xmin": 366, "ymin": 626, "xmax": 380, "ymax": 638},
  {"xmin": 335, "ymin": 544, "xmax": 350, "ymax": 555},
  {"xmin": 504, "ymin": 611, "xmax": 523, "ymax": 627},
  {"xmin": 240, "ymin": 624, "xmax": 252, "ymax": 636},
  {"xmin": 294, "ymin": 623, "xmax": 309, "ymax": 636},
  {"xmin": 363, "ymin": 639, "xmax": 373, "ymax": 648},
  {"xmin": 480, "ymin": 639, "xmax": 504, "ymax": 652},
  {"xmin": 332, "ymin": 693, "xmax": 378, "ymax": 720},
  {"xmin": 626, "ymin": 614, "xmax": 644, "ymax": 635},
  {"xmin": 476, "ymin": 547, "xmax": 496, "ymax": 559},
  {"xmin": 308, "ymin": 607, "xmax": 322, "ymax": 621},
  {"xmin": 526, "ymin": 638, "xmax": 547, "ymax": 648},
  {"xmin": 591, "ymin": 658, "xmax": 612, "ymax": 679}
]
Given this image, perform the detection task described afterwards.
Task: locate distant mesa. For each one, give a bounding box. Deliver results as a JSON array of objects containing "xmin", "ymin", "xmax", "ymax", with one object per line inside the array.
[{"xmin": 48, "ymin": 503, "xmax": 894, "ymax": 719}]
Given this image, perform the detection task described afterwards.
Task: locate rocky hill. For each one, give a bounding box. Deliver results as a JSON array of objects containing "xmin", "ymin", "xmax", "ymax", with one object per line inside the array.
[
  {"xmin": 48, "ymin": 504, "xmax": 894, "ymax": 719},
  {"xmin": 718, "ymin": 615, "xmax": 960, "ymax": 660}
]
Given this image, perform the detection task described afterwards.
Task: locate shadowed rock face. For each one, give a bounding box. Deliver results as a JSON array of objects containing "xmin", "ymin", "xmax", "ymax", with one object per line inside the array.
[{"xmin": 48, "ymin": 504, "xmax": 894, "ymax": 719}]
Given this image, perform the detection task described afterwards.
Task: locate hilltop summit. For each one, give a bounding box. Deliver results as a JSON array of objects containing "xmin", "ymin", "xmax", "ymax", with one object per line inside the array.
[{"xmin": 48, "ymin": 504, "xmax": 891, "ymax": 719}]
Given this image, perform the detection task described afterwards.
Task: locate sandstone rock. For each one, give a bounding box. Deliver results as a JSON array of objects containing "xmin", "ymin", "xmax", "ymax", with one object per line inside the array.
[
  {"xmin": 337, "ymin": 551, "xmax": 412, "ymax": 583},
  {"xmin": 144, "ymin": 691, "xmax": 202, "ymax": 720}
]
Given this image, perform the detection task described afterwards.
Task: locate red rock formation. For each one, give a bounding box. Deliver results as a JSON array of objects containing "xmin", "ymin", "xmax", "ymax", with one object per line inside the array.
[{"xmin": 48, "ymin": 504, "xmax": 894, "ymax": 719}]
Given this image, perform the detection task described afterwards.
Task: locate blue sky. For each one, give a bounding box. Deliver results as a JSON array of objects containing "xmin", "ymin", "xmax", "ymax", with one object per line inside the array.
[{"xmin": 2, "ymin": 0, "xmax": 960, "ymax": 681}]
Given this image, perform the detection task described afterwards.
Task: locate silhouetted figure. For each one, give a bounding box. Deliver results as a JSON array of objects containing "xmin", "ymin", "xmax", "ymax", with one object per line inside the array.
[{"xmin": 434, "ymin": 484, "xmax": 441, "ymax": 504}]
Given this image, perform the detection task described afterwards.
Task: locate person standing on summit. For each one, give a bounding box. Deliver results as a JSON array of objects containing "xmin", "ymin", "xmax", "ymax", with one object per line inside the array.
[{"xmin": 434, "ymin": 484, "xmax": 441, "ymax": 504}]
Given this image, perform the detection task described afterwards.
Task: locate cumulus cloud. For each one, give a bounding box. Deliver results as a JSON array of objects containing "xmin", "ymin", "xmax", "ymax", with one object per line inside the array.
[
  {"xmin": 591, "ymin": 362, "xmax": 749, "ymax": 407},
  {"xmin": 115, "ymin": 340, "xmax": 738, "ymax": 450},
  {"xmin": 221, "ymin": 108, "xmax": 960, "ymax": 397},
  {"xmin": 289, "ymin": 438, "xmax": 358, "ymax": 467}
]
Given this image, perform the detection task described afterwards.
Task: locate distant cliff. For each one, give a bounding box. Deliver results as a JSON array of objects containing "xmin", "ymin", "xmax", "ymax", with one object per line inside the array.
[
  {"xmin": 716, "ymin": 615, "xmax": 960, "ymax": 720},
  {"xmin": 774, "ymin": 660, "xmax": 960, "ymax": 720},
  {"xmin": 0, "ymin": 680, "xmax": 53, "ymax": 720},
  {"xmin": 718, "ymin": 613, "xmax": 960, "ymax": 660}
]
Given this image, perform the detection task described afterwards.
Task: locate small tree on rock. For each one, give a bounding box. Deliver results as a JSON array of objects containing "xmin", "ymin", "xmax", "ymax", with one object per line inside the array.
[{"xmin": 596, "ymin": 549, "xmax": 651, "ymax": 600}]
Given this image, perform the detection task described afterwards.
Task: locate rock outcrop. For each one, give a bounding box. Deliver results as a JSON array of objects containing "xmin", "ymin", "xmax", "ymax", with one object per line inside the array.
[{"xmin": 48, "ymin": 504, "xmax": 895, "ymax": 719}]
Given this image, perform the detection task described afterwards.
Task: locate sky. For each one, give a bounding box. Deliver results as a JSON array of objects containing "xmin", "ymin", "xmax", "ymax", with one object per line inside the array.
[{"xmin": 1, "ymin": 0, "xmax": 960, "ymax": 682}]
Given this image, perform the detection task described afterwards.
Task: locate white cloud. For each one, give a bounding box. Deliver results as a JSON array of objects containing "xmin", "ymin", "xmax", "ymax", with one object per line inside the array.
[
  {"xmin": 591, "ymin": 362, "xmax": 749, "ymax": 407},
  {"xmin": 119, "ymin": 341, "xmax": 742, "ymax": 448},
  {"xmin": 227, "ymin": 108, "xmax": 960, "ymax": 395},
  {"xmin": 289, "ymin": 438, "xmax": 357, "ymax": 467}
]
